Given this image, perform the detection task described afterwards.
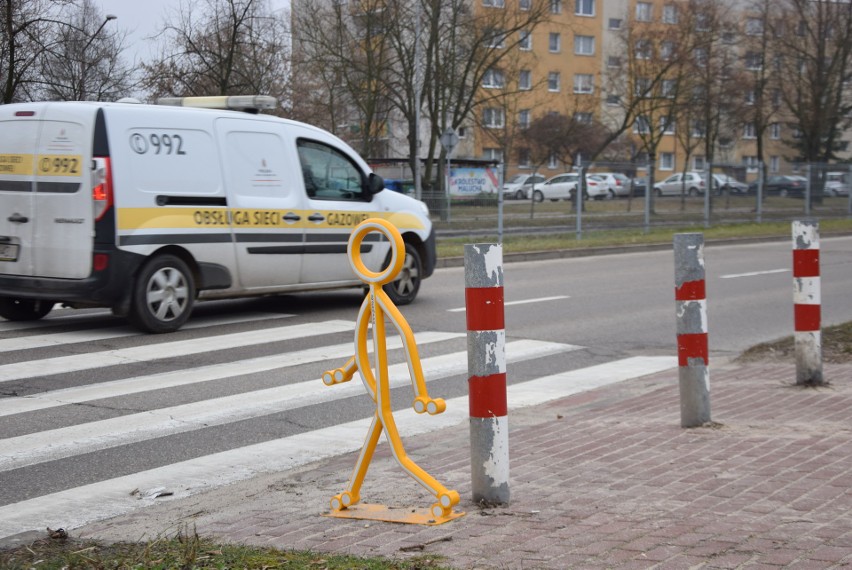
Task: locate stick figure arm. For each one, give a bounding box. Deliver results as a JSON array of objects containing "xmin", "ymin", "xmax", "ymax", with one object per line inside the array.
[{"xmin": 322, "ymin": 356, "xmax": 357, "ymax": 386}]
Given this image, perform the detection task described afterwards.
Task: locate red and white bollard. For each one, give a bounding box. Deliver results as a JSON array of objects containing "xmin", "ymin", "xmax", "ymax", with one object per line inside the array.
[
  {"xmin": 792, "ymin": 220, "xmax": 823, "ymax": 385},
  {"xmin": 674, "ymin": 233, "xmax": 711, "ymax": 428},
  {"xmin": 464, "ymin": 243, "xmax": 509, "ymax": 505}
]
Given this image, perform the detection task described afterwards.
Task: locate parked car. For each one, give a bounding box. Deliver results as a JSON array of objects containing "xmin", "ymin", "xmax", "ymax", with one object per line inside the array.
[
  {"xmin": 502, "ymin": 173, "xmax": 546, "ymax": 200},
  {"xmin": 712, "ymin": 174, "xmax": 749, "ymax": 195},
  {"xmin": 532, "ymin": 173, "xmax": 605, "ymax": 202},
  {"xmin": 825, "ymin": 172, "xmax": 851, "ymax": 197},
  {"xmin": 589, "ymin": 172, "xmax": 632, "ymax": 198},
  {"xmin": 654, "ymin": 172, "xmax": 707, "ymax": 196},
  {"xmin": 748, "ymin": 175, "xmax": 808, "ymax": 197},
  {"xmin": 627, "ymin": 177, "xmax": 647, "ymax": 197}
]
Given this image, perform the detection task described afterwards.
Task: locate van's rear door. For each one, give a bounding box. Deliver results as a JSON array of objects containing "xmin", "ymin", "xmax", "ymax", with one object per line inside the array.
[
  {"xmin": 33, "ymin": 107, "xmax": 94, "ymax": 278},
  {"xmin": 0, "ymin": 103, "xmax": 94, "ymax": 279},
  {"xmin": 0, "ymin": 108, "xmax": 40, "ymax": 275}
]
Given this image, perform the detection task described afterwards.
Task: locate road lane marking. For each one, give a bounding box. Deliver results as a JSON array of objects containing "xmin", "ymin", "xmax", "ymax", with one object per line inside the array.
[
  {"xmin": 447, "ymin": 295, "xmax": 569, "ymax": 312},
  {"xmin": 0, "ymin": 356, "xmax": 676, "ymax": 540},
  {"xmin": 0, "ymin": 320, "xmax": 356, "ymax": 383},
  {"xmin": 719, "ymin": 269, "xmax": 789, "ymax": 279},
  {"xmin": 0, "ymin": 312, "xmax": 295, "ymax": 352},
  {"xmin": 0, "ymin": 331, "xmax": 464, "ymax": 418},
  {"xmin": 0, "ymin": 339, "xmax": 579, "ymax": 471}
]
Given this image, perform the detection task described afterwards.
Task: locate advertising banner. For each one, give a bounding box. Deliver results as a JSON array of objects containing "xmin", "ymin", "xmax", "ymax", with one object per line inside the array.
[{"xmin": 449, "ymin": 167, "xmax": 499, "ymax": 196}]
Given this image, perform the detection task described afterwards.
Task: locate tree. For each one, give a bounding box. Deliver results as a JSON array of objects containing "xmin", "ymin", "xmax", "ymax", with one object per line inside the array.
[
  {"xmin": 37, "ymin": 0, "xmax": 133, "ymax": 101},
  {"xmin": 768, "ymin": 0, "xmax": 852, "ymax": 165},
  {"xmin": 141, "ymin": 0, "xmax": 291, "ymax": 104}
]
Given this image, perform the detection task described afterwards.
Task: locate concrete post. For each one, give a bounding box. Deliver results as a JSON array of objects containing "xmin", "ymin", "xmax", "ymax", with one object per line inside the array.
[
  {"xmin": 792, "ymin": 220, "xmax": 823, "ymax": 385},
  {"xmin": 464, "ymin": 243, "xmax": 509, "ymax": 505},
  {"xmin": 674, "ymin": 233, "xmax": 711, "ymax": 427}
]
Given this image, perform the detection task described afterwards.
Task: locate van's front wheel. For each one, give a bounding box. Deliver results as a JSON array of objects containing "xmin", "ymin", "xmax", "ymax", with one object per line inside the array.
[
  {"xmin": 129, "ymin": 255, "xmax": 195, "ymax": 333},
  {"xmin": 0, "ymin": 298, "xmax": 54, "ymax": 321},
  {"xmin": 383, "ymin": 243, "xmax": 421, "ymax": 305}
]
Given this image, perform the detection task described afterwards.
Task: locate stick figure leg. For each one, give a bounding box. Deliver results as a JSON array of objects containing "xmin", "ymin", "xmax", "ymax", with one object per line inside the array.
[{"xmin": 330, "ymin": 413, "xmax": 383, "ymax": 511}]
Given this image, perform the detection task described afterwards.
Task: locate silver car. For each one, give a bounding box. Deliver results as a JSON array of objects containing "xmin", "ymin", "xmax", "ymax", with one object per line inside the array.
[{"xmin": 654, "ymin": 172, "xmax": 707, "ymax": 196}]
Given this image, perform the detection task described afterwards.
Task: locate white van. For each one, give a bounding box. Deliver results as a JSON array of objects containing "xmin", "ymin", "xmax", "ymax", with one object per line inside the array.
[{"xmin": 0, "ymin": 96, "xmax": 436, "ymax": 333}]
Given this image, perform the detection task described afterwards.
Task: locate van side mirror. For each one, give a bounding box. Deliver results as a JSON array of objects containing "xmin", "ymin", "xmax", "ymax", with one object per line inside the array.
[{"xmin": 368, "ymin": 173, "xmax": 384, "ymax": 196}]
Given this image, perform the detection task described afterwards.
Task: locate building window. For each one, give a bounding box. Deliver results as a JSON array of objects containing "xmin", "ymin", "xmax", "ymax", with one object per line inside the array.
[
  {"xmin": 573, "ymin": 73, "xmax": 594, "ymax": 93},
  {"xmin": 548, "ymin": 154, "xmax": 559, "ymax": 169},
  {"xmin": 574, "ymin": 35, "xmax": 594, "ymax": 55},
  {"xmin": 606, "ymin": 93, "xmax": 621, "ymax": 106},
  {"xmin": 608, "ymin": 18, "xmax": 622, "ymax": 30},
  {"xmin": 746, "ymin": 17, "xmax": 763, "ymax": 35},
  {"xmin": 548, "ymin": 72, "xmax": 560, "ymax": 92},
  {"xmin": 634, "ymin": 77, "xmax": 651, "ymax": 97},
  {"xmin": 485, "ymin": 28, "xmax": 506, "ymax": 48},
  {"xmin": 483, "ymin": 0, "xmax": 505, "ymax": 6},
  {"xmin": 660, "ymin": 40, "xmax": 674, "ymax": 60},
  {"xmin": 519, "ymin": 0, "xmax": 531, "ymax": 10},
  {"xmin": 660, "ymin": 152, "xmax": 675, "ymax": 170},
  {"xmin": 662, "ymin": 79, "xmax": 677, "ymax": 98},
  {"xmin": 693, "ymin": 155, "xmax": 706, "ymax": 171},
  {"xmin": 574, "ymin": 112, "xmax": 593, "ymax": 123},
  {"xmin": 691, "ymin": 120, "xmax": 705, "ymax": 137},
  {"xmin": 457, "ymin": 126, "xmax": 467, "ymax": 138},
  {"xmin": 519, "ymin": 69, "xmax": 532, "ymax": 90},
  {"xmin": 694, "ymin": 47, "xmax": 707, "ymax": 67},
  {"xmin": 518, "ymin": 147, "xmax": 531, "ymax": 167},
  {"xmin": 660, "ymin": 116, "xmax": 675, "ymax": 134},
  {"xmin": 518, "ymin": 109, "xmax": 531, "ymax": 129},
  {"xmin": 745, "ymin": 51, "xmax": 763, "ymax": 70},
  {"xmin": 634, "ymin": 116, "xmax": 651, "ymax": 134},
  {"xmin": 482, "ymin": 68, "xmax": 505, "ymax": 88},
  {"xmin": 743, "ymin": 122, "xmax": 756, "ymax": 139},
  {"xmin": 519, "ymin": 30, "xmax": 532, "ymax": 50},
  {"xmin": 549, "ymin": 32, "xmax": 561, "ymax": 52},
  {"xmin": 770, "ymin": 122, "xmax": 780, "ymax": 139},
  {"xmin": 550, "ymin": 0, "xmax": 561, "ymax": 14},
  {"xmin": 607, "ymin": 55, "xmax": 621, "ymax": 67},
  {"xmin": 635, "ymin": 39, "xmax": 652, "ymax": 59},
  {"xmin": 575, "ymin": 0, "xmax": 594, "ymax": 16},
  {"xmin": 662, "ymin": 4, "xmax": 677, "ymax": 23},
  {"xmin": 695, "ymin": 13, "xmax": 709, "ymax": 31},
  {"xmin": 743, "ymin": 155, "xmax": 758, "ymax": 172},
  {"xmin": 745, "ymin": 90, "xmax": 756, "ymax": 105},
  {"xmin": 636, "ymin": 2, "xmax": 652, "ymax": 22},
  {"xmin": 483, "ymin": 108, "xmax": 505, "ymax": 128},
  {"xmin": 483, "ymin": 148, "xmax": 504, "ymax": 161},
  {"xmin": 769, "ymin": 156, "xmax": 779, "ymax": 172}
]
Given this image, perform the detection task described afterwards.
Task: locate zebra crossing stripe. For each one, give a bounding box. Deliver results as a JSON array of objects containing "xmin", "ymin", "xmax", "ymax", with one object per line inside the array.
[
  {"xmin": 0, "ymin": 339, "xmax": 578, "ymax": 471},
  {"xmin": 0, "ymin": 312, "xmax": 296, "ymax": 353},
  {"xmin": 0, "ymin": 331, "xmax": 464, "ymax": 418},
  {"xmin": 0, "ymin": 320, "xmax": 356, "ymax": 383},
  {"xmin": 0, "ymin": 356, "xmax": 676, "ymax": 540}
]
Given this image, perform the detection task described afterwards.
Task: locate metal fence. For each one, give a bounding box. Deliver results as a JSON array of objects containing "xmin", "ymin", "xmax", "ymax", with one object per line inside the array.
[{"xmin": 424, "ymin": 161, "xmax": 852, "ymax": 241}]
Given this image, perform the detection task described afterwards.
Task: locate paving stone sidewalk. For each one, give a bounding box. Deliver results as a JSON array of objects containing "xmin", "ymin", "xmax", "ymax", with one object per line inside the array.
[{"xmin": 79, "ymin": 361, "xmax": 852, "ymax": 569}]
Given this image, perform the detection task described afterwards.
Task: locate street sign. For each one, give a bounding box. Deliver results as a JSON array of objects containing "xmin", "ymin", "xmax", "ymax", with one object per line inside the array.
[{"xmin": 440, "ymin": 128, "xmax": 459, "ymax": 153}]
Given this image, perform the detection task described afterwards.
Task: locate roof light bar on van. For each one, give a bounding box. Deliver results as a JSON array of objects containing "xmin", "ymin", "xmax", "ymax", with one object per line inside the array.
[{"xmin": 156, "ymin": 95, "xmax": 278, "ymax": 111}]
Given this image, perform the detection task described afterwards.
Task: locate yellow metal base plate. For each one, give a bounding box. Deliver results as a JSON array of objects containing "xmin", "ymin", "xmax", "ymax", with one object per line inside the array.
[{"xmin": 323, "ymin": 503, "xmax": 465, "ymax": 525}]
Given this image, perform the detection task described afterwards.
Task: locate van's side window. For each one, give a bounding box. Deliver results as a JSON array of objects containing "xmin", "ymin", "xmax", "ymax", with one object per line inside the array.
[{"xmin": 297, "ymin": 140, "xmax": 365, "ymax": 201}]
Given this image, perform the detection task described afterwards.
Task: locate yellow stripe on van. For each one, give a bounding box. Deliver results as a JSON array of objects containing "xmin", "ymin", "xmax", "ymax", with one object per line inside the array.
[
  {"xmin": 117, "ymin": 208, "xmax": 426, "ymax": 231},
  {"xmin": 0, "ymin": 154, "xmax": 33, "ymax": 176}
]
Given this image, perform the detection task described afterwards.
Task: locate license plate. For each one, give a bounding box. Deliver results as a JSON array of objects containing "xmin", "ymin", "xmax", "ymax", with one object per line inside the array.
[{"xmin": 0, "ymin": 243, "xmax": 19, "ymax": 262}]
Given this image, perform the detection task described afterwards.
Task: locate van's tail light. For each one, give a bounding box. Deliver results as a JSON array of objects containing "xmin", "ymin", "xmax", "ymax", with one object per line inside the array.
[{"xmin": 92, "ymin": 157, "xmax": 114, "ymax": 221}]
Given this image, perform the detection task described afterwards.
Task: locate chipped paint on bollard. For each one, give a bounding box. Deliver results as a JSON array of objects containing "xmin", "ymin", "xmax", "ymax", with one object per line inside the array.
[
  {"xmin": 792, "ymin": 220, "xmax": 823, "ymax": 386},
  {"xmin": 465, "ymin": 243, "xmax": 510, "ymax": 506},
  {"xmin": 674, "ymin": 234, "xmax": 711, "ymax": 428}
]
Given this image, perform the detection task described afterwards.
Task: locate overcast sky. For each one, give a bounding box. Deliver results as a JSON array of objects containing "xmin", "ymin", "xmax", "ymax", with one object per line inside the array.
[{"xmin": 91, "ymin": 0, "xmax": 289, "ymax": 65}]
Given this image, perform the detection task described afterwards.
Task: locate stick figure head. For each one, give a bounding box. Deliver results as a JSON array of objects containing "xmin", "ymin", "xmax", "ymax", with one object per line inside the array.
[{"xmin": 348, "ymin": 218, "xmax": 405, "ymax": 285}]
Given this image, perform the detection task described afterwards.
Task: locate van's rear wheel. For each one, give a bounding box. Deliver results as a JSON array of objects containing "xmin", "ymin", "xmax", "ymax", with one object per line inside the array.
[
  {"xmin": 0, "ymin": 298, "xmax": 54, "ymax": 321},
  {"xmin": 129, "ymin": 255, "xmax": 195, "ymax": 333},
  {"xmin": 383, "ymin": 243, "xmax": 421, "ymax": 306}
]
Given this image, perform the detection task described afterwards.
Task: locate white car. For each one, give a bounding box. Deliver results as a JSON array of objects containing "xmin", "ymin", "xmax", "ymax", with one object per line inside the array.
[
  {"xmin": 502, "ymin": 173, "xmax": 545, "ymax": 200},
  {"xmin": 825, "ymin": 172, "xmax": 850, "ymax": 196},
  {"xmin": 654, "ymin": 172, "xmax": 707, "ymax": 196},
  {"xmin": 532, "ymin": 173, "xmax": 605, "ymax": 202},
  {"xmin": 590, "ymin": 172, "xmax": 632, "ymax": 198}
]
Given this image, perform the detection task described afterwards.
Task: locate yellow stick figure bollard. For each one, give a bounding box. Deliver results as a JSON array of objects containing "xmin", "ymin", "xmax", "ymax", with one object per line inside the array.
[{"xmin": 322, "ymin": 218, "xmax": 461, "ymax": 524}]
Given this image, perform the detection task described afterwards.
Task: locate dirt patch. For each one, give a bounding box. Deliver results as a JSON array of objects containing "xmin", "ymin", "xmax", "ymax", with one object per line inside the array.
[{"xmin": 736, "ymin": 321, "xmax": 852, "ymax": 364}]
